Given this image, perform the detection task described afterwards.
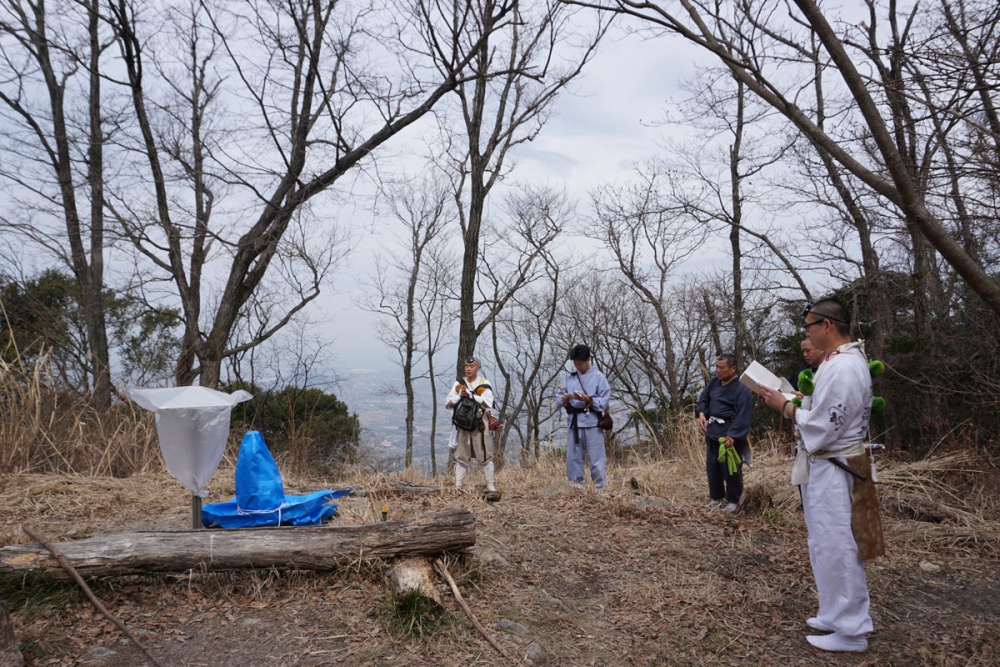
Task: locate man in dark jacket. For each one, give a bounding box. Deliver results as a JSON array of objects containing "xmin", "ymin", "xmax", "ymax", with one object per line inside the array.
[{"xmin": 697, "ymin": 354, "xmax": 753, "ymax": 512}]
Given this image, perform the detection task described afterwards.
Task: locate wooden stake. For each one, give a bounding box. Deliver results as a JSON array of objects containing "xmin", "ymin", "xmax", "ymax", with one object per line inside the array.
[
  {"xmin": 191, "ymin": 494, "xmax": 202, "ymax": 530},
  {"xmin": 22, "ymin": 527, "xmax": 167, "ymax": 667},
  {"xmin": 0, "ymin": 599, "xmax": 24, "ymax": 667},
  {"xmin": 433, "ymin": 558, "xmax": 522, "ymax": 666}
]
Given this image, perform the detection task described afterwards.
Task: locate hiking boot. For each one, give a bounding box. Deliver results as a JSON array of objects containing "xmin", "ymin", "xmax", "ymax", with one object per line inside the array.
[
  {"xmin": 705, "ymin": 499, "xmax": 725, "ymax": 510},
  {"xmin": 720, "ymin": 502, "xmax": 738, "ymax": 513}
]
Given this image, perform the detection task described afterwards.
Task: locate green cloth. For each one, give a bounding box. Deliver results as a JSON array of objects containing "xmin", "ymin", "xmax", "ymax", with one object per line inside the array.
[
  {"xmin": 797, "ymin": 368, "xmax": 815, "ymax": 396},
  {"xmin": 717, "ymin": 437, "xmax": 742, "ymax": 476}
]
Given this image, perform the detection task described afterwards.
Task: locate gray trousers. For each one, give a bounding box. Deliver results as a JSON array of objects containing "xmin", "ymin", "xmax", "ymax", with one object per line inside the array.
[{"xmin": 566, "ymin": 426, "xmax": 607, "ymax": 488}]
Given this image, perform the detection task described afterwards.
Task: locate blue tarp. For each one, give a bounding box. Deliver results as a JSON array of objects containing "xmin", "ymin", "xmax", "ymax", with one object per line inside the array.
[{"xmin": 202, "ymin": 431, "xmax": 350, "ymax": 529}]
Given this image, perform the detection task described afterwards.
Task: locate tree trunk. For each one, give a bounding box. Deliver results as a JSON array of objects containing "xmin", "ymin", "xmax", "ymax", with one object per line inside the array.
[
  {"xmin": 3, "ymin": 510, "xmax": 475, "ymax": 578},
  {"xmin": 428, "ymin": 346, "xmax": 439, "ymax": 477},
  {"xmin": 702, "ymin": 292, "xmax": 723, "ymax": 357},
  {"xmin": 458, "ymin": 178, "xmax": 486, "ymax": 374},
  {"xmin": 388, "ymin": 557, "xmax": 443, "ymax": 606},
  {"xmin": 791, "ymin": 0, "xmax": 1000, "ymax": 321},
  {"xmin": 729, "ymin": 80, "xmax": 746, "ymax": 369}
]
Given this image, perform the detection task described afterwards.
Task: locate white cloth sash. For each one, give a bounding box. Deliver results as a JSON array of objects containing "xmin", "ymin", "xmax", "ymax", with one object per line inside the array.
[{"xmin": 791, "ymin": 441, "xmax": 866, "ymax": 486}]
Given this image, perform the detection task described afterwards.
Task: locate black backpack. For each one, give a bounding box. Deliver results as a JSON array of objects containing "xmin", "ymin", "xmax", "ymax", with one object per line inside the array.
[{"xmin": 452, "ymin": 395, "xmax": 484, "ymax": 431}]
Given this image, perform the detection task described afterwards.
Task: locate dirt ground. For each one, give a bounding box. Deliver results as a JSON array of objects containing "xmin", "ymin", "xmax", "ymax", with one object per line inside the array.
[{"xmin": 1, "ymin": 447, "xmax": 998, "ymax": 667}]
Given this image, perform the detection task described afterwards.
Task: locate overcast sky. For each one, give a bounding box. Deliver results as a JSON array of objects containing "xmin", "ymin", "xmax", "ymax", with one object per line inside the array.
[{"xmin": 318, "ymin": 24, "xmax": 715, "ymax": 374}]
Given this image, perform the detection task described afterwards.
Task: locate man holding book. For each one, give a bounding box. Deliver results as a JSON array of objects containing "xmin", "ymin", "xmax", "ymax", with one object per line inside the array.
[{"xmin": 756, "ymin": 299, "xmax": 877, "ymax": 653}]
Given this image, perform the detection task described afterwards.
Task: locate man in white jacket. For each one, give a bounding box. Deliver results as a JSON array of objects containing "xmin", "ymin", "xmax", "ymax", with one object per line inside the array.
[
  {"xmin": 757, "ymin": 299, "xmax": 875, "ymax": 653},
  {"xmin": 446, "ymin": 356, "xmax": 496, "ymax": 491}
]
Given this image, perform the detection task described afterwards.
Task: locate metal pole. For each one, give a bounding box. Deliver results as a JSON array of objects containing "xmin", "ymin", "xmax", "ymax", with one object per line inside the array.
[{"xmin": 191, "ymin": 494, "xmax": 202, "ymax": 530}]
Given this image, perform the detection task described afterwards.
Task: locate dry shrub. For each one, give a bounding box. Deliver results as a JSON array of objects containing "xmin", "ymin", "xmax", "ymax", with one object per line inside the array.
[
  {"xmin": 878, "ymin": 450, "xmax": 982, "ymax": 525},
  {"xmin": 0, "ymin": 352, "xmax": 160, "ymax": 477}
]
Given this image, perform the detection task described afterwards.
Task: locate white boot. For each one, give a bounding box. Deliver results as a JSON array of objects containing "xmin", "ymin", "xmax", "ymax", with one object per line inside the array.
[
  {"xmin": 806, "ymin": 633, "xmax": 868, "ymax": 652},
  {"xmin": 483, "ymin": 461, "xmax": 496, "ymax": 492},
  {"xmin": 455, "ymin": 462, "xmax": 468, "ymax": 489},
  {"xmin": 807, "ymin": 617, "xmax": 834, "ymax": 633}
]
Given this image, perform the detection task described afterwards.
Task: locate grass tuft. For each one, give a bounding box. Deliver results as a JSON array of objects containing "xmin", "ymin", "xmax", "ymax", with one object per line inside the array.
[{"xmin": 377, "ymin": 588, "xmax": 448, "ymax": 639}]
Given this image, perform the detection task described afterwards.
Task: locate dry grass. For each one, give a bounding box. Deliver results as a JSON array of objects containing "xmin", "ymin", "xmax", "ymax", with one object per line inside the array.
[
  {"xmin": 1, "ymin": 399, "xmax": 999, "ymax": 665},
  {"xmin": 0, "ymin": 352, "xmax": 161, "ymax": 477}
]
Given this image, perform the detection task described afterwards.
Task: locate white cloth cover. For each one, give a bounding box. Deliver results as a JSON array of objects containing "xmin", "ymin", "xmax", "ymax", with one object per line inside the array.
[{"xmin": 129, "ymin": 386, "xmax": 252, "ymax": 497}]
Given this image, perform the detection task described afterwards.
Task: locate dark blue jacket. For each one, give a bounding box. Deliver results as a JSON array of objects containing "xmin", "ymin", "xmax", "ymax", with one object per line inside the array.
[{"xmin": 696, "ymin": 377, "xmax": 752, "ymax": 441}]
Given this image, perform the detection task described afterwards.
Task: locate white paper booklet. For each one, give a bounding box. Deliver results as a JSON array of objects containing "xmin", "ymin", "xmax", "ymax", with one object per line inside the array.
[{"xmin": 740, "ymin": 360, "xmax": 796, "ymax": 400}]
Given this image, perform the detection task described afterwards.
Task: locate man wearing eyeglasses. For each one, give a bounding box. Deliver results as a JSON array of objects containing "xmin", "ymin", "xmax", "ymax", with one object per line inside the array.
[
  {"xmin": 756, "ymin": 299, "xmax": 878, "ymax": 653},
  {"xmin": 559, "ymin": 344, "xmax": 611, "ymax": 489},
  {"xmin": 696, "ymin": 353, "xmax": 753, "ymax": 512}
]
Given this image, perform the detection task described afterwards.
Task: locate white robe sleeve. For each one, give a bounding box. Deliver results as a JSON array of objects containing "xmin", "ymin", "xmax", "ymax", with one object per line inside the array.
[
  {"xmin": 474, "ymin": 382, "xmax": 494, "ymax": 409},
  {"xmin": 795, "ymin": 352, "xmax": 872, "ymax": 454},
  {"xmin": 445, "ymin": 382, "xmax": 461, "ymax": 408}
]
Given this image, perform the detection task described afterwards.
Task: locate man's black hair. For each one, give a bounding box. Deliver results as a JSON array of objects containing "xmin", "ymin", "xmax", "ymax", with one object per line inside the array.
[
  {"xmin": 717, "ymin": 353, "xmax": 738, "ymax": 370},
  {"xmin": 808, "ymin": 298, "xmax": 851, "ymax": 336},
  {"xmin": 569, "ymin": 344, "xmax": 591, "ymax": 361}
]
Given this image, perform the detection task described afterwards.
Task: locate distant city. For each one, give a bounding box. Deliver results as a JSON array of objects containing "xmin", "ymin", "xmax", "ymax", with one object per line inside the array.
[{"xmin": 335, "ymin": 368, "xmax": 568, "ymax": 471}]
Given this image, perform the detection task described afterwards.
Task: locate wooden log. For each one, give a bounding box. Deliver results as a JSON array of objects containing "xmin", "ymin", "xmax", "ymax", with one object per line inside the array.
[
  {"xmin": 350, "ymin": 482, "xmax": 447, "ymax": 497},
  {"xmin": 387, "ymin": 557, "xmax": 442, "ymax": 606},
  {"xmin": 352, "ymin": 483, "xmax": 501, "ymax": 503},
  {"xmin": 0, "ymin": 509, "xmax": 475, "ymax": 578},
  {"xmin": 0, "ymin": 600, "xmax": 24, "ymax": 667}
]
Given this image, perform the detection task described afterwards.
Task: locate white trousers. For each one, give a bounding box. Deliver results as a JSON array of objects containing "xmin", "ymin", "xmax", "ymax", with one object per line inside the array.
[{"xmin": 803, "ymin": 458, "xmax": 873, "ymax": 636}]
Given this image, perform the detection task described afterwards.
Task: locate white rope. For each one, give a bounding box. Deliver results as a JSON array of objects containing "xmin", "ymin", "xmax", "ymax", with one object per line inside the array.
[{"xmin": 236, "ymin": 502, "xmax": 292, "ymax": 525}]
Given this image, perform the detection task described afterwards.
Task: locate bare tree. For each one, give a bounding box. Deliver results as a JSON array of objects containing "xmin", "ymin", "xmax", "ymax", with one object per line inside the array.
[
  {"xmin": 664, "ymin": 64, "xmax": 809, "ymax": 367},
  {"xmin": 0, "ymin": 0, "xmax": 115, "ymax": 408},
  {"xmin": 362, "ymin": 175, "xmax": 453, "ymax": 468},
  {"xmin": 417, "ymin": 247, "xmax": 457, "ymax": 476},
  {"xmin": 591, "ymin": 163, "xmax": 709, "ymax": 413},
  {"xmin": 100, "ymin": 0, "xmax": 514, "ymax": 388},
  {"xmin": 567, "ymin": 0, "xmax": 1000, "ymax": 320},
  {"xmin": 423, "ymin": 0, "xmax": 606, "ymax": 376},
  {"xmin": 487, "ymin": 185, "xmax": 567, "ymax": 466}
]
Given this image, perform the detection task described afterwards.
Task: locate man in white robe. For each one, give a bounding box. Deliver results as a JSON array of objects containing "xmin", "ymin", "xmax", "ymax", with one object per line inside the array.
[
  {"xmin": 446, "ymin": 356, "xmax": 496, "ymax": 492},
  {"xmin": 757, "ymin": 298, "xmax": 874, "ymax": 653}
]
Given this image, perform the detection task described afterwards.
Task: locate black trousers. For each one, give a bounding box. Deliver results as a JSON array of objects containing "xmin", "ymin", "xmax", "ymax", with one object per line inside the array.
[{"xmin": 705, "ymin": 435, "xmax": 748, "ymax": 504}]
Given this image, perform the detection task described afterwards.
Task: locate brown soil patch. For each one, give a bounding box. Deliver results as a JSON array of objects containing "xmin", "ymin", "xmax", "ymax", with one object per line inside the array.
[{"xmin": 1, "ymin": 450, "xmax": 997, "ymax": 666}]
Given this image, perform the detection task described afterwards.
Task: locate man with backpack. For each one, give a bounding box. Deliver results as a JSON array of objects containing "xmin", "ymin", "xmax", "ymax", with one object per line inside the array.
[
  {"xmin": 559, "ymin": 344, "xmax": 611, "ymax": 489},
  {"xmin": 446, "ymin": 356, "xmax": 497, "ymax": 491}
]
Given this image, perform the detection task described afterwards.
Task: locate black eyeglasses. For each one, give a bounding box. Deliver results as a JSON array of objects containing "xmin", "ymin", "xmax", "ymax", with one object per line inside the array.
[
  {"xmin": 801, "ymin": 301, "xmax": 849, "ymax": 326},
  {"xmin": 803, "ymin": 320, "xmax": 825, "ymax": 331}
]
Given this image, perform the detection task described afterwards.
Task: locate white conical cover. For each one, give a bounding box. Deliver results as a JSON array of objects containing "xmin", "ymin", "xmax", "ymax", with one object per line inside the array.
[{"xmin": 128, "ymin": 386, "xmax": 252, "ymax": 496}]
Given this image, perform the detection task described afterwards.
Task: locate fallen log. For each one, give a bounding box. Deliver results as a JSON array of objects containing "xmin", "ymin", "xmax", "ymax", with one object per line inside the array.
[
  {"xmin": 354, "ymin": 482, "xmax": 502, "ymax": 503},
  {"xmin": 0, "ymin": 509, "xmax": 475, "ymax": 578}
]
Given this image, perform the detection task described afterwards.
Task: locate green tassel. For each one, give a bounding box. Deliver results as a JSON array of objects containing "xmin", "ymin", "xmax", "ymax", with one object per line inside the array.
[
  {"xmin": 798, "ymin": 368, "xmax": 815, "ymax": 396},
  {"xmin": 792, "ymin": 396, "xmax": 802, "ymax": 407},
  {"xmin": 869, "ymin": 360, "xmax": 885, "ymax": 378},
  {"xmin": 717, "ymin": 437, "xmax": 742, "ymax": 475},
  {"xmin": 872, "ymin": 396, "xmax": 886, "ymax": 413}
]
